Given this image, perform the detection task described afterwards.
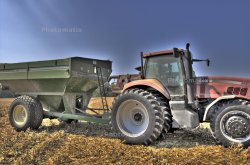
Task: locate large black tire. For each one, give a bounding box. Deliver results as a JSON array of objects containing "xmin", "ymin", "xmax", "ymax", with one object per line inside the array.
[
  {"xmin": 8, "ymin": 96, "xmax": 43, "ymax": 131},
  {"xmin": 158, "ymin": 99, "xmax": 173, "ymax": 137},
  {"xmin": 111, "ymin": 88, "xmax": 166, "ymax": 145},
  {"xmin": 149, "ymin": 91, "xmax": 172, "ymax": 138},
  {"xmin": 211, "ymin": 100, "xmax": 250, "ymax": 147},
  {"xmin": 210, "ymin": 99, "xmax": 243, "ymax": 132},
  {"xmin": 30, "ymin": 98, "xmax": 44, "ymax": 130}
]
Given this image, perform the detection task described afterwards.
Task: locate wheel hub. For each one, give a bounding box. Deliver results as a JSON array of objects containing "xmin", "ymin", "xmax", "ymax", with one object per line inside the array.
[
  {"xmin": 132, "ymin": 111, "xmax": 145, "ymax": 126},
  {"xmin": 220, "ymin": 110, "xmax": 250, "ymax": 143},
  {"xmin": 225, "ymin": 116, "xmax": 249, "ymax": 138},
  {"xmin": 116, "ymin": 100, "xmax": 149, "ymax": 137},
  {"xmin": 13, "ymin": 105, "xmax": 27, "ymax": 127},
  {"xmin": 134, "ymin": 112, "xmax": 143, "ymax": 122}
]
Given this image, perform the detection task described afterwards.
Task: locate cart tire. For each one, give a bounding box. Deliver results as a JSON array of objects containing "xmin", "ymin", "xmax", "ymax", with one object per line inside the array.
[
  {"xmin": 30, "ymin": 98, "xmax": 44, "ymax": 130},
  {"xmin": 111, "ymin": 88, "xmax": 164, "ymax": 145},
  {"xmin": 8, "ymin": 95, "xmax": 36, "ymax": 131}
]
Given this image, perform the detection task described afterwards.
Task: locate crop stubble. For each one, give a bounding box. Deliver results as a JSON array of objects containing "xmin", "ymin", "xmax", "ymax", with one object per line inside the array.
[{"xmin": 0, "ymin": 98, "xmax": 249, "ymax": 164}]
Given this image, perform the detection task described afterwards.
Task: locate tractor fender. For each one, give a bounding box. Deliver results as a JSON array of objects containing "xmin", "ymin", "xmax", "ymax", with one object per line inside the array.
[
  {"xmin": 122, "ymin": 79, "xmax": 170, "ymax": 99},
  {"xmin": 203, "ymin": 95, "xmax": 250, "ymax": 121}
]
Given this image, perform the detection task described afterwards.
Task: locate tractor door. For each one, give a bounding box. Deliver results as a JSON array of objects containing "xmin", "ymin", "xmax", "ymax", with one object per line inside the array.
[{"xmin": 145, "ymin": 55, "xmax": 185, "ymax": 97}]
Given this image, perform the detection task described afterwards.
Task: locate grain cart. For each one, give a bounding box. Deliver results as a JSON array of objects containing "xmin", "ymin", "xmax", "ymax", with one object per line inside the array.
[
  {"xmin": 0, "ymin": 57, "xmax": 112, "ymax": 131},
  {"xmin": 110, "ymin": 43, "xmax": 250, "ymax": 147}
]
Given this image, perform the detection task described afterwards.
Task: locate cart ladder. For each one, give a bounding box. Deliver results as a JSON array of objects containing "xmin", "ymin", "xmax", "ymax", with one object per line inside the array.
[{"xmin": 96, "ymin": 67, "xmax": 109, "ymax": 111}]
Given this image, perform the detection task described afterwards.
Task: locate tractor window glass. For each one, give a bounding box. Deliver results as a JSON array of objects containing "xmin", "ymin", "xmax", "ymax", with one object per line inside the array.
[
  {"xmin": 145, "ymin": 55, "xmax": 184, "ymax": 95},
  {"xmin": 109, "ymin": 77, "xmax": 118, "ymax": 87}
]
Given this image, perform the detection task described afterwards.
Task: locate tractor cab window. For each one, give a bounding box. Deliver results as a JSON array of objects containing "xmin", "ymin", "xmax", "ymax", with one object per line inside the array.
[{"xmin": 145, "ymin": 55, "xmax": 185, "ymax": 95}]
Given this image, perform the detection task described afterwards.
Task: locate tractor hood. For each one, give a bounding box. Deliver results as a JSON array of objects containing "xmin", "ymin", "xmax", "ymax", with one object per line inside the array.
[{"xmin": 194, "ymin": 76, "xmax": 250, "ymax": 99}]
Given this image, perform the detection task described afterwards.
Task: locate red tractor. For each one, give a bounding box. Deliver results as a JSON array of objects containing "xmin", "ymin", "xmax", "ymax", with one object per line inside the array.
[{"xmin": 110, "ymin": 43, "xmax": 250, "ymax": 147}]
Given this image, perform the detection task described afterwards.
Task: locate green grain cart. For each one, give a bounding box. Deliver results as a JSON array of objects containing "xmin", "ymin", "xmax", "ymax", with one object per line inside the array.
[{"xmin": 0, "ymin": 57, "xmax": 112, "ymax": 131}]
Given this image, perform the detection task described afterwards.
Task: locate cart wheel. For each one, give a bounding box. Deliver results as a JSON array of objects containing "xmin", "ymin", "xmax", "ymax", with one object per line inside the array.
[
  {"xmin": 8, "ymin": 96, "xmax": 37, "ymax": 131},
  {"xmin": 30, "ymin": 98, "xmax": 44, "ymax": 130}
]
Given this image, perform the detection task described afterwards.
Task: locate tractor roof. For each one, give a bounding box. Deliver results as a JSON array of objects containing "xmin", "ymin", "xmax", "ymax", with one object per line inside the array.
[
  {"xmin": 143, "ymin": 49, "xmax": 186, "ymax": 58},
  {"xmin": 143, "ymin": 50, "xmax": 174, "ymax": 58}
]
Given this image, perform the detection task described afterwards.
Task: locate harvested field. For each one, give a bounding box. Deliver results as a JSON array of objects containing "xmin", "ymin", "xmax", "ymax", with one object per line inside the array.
[{"xmin": 0, "ymin": 98, "xmax": 249, "ymax": 164}]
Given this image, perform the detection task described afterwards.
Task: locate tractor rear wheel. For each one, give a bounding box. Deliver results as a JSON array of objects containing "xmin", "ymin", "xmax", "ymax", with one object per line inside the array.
[
  {"xmin": 211, "ymin": 100, "xmax": 250, "ymax": 147},
  {"xmin": 111, "ymin": 88, "xmax": 165, "ymax": 145},
  {"xmin": 151, "ymin": 92, "xmax": 172, "ymax": 137}
]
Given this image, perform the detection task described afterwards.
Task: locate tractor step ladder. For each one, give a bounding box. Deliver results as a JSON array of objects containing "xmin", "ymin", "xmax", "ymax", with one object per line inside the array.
[{"xmin": 96, "ymin": 66, "xmax": 109, "ymax": 111}]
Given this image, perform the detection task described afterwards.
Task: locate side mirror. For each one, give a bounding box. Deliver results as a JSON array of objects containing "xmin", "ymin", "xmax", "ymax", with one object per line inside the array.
[
  {"xmin": 192, "ymin": 59, "xmax": 210, "ymax": 67},
  {"xmin": 186, "ymin": 43, "xmax": 190, "ymax": 51},
  {"xmin": 206, "ymin": 59, "xmax": 210, "ymax": 67},
  {"xmin": 135, "ymin": 66, "xmax": 143, "ymax": 78},
  {"xmin": 135, "ymin": 66, "xmax": 141, "ymax": 71}
]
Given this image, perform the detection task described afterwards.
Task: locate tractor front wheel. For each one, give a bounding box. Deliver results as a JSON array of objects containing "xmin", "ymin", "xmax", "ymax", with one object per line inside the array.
[{"xmin": 111, "ymin": 88, "xmax": 165, "ymax": 145}]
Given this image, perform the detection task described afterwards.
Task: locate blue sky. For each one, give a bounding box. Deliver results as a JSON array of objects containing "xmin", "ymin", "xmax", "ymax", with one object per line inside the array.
[{"xmin": 0, "ymin": 0, "xmax": 250, "ymax": 76}]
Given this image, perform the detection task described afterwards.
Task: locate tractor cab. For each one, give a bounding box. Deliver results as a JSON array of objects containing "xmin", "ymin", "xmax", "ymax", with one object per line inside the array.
[
  {"xmin": 141, "ymin": 43, "xmax": 209, "ymax": 104},
  {"xmin": 144, "ymin": 50, "xmax": 186, "ymax": 96}
]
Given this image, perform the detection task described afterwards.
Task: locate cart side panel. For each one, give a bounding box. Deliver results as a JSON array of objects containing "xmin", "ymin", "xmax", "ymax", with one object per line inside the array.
[
  {"xmin": 0, "ymin": 69, "xmax": 28, "ymax": 80},
  {"xmin": 71, "ymin": 57, "xmax": 112, "ymax": 80},
  {"xmin": 28, "ymin": 66, "xmax": 70, "ymax": 79}
]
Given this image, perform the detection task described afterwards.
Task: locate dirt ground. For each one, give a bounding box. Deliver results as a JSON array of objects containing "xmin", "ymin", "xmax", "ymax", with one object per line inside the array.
[{"xmin": 0, "ymin": 98, "xmax": 249, "ymax": 164}]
